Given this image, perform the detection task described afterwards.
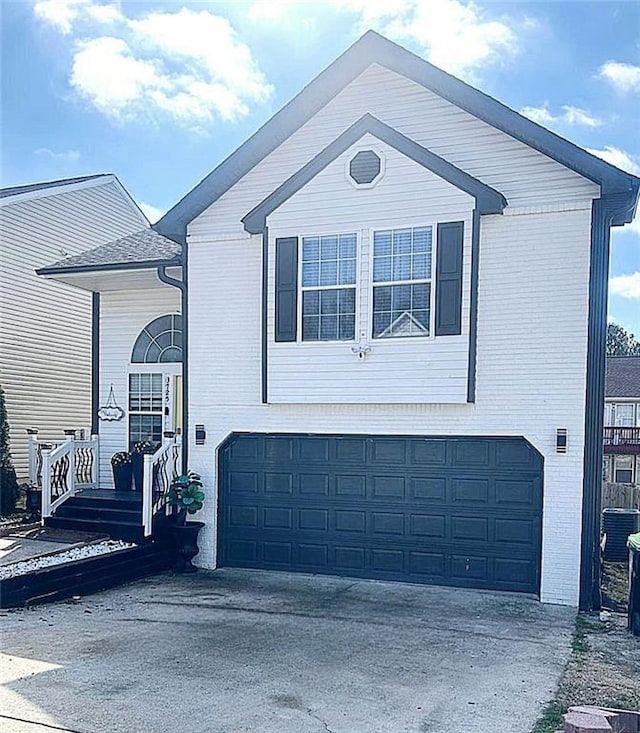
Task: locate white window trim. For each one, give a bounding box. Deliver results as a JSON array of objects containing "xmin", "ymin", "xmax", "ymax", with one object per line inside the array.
[
  {"xmin": 367, "ymin": 222, "xmax": 438, "ymax": 342},
  {"xmin": 276, "ymin": 218, "xmax": 449, "ymax": 347},
  {"xmin": 296, "ymin": 231, "xmax": 359, "ymax": 344}
]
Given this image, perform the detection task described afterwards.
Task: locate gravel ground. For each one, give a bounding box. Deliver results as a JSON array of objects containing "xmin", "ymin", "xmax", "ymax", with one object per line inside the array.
[{"xmin": 0, "ymin": 540, "xmax": 135, "ymax": 579}]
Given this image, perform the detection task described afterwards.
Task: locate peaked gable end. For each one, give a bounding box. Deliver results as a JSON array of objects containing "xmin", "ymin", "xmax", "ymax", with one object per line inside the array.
[
  {"xmin": 156, "ymin": 31, "xmax": 638, "ymax": 243},
  {"xmin": 242, "ymin": 114, "xmax": 506, "ymax": 234}
]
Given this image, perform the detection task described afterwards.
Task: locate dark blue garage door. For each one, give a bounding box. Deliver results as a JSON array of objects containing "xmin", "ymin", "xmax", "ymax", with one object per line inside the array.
[{"xmin": 218, "ymin": 434, "xmax": 543, "ymax": 593}]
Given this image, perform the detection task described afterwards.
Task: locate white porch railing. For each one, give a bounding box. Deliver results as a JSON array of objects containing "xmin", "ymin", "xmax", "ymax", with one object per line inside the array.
[
  {"xmin": 142, "ymin": 436, "xmax": 181, "ymax": 537},
  {"xmin": 28, "ymin": 430, "xmax": 99, "ymax": 519}
]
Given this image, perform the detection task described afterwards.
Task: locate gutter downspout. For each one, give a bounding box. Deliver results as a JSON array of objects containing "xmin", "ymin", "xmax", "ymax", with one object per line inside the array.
[
  {"xmin": 580, "ymin": 186, "xmax": 639, "ymax": 611},
  {"xmin": 157, "ymin": 261, "xmax": 188, "ymax": 474}
]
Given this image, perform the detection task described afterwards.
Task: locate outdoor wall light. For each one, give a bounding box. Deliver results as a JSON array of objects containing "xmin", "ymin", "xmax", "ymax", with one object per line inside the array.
[
  {"xmin": 195, "ymin": 424, "xmax": 206, "ymax": 445},
  {"xmin": 556, "ymin": 428, "xmax": 568, "ymax": 453}
]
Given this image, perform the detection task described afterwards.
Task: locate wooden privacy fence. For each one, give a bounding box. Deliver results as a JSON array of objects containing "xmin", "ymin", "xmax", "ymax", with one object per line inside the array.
[{"xmin": 602, "ymin": 482, "xmax": 640, "ymax": 510}]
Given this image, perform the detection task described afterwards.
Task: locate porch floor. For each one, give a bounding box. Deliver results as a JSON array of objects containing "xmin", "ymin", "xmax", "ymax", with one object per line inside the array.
[{"xmin": 74, "ymin": 488, "xmax": 142, "ymax": 502}]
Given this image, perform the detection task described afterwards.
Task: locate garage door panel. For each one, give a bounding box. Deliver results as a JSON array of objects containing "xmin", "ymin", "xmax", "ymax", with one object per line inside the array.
[
  {"xmin": 300, "ymin": 474, "xmax": 329, "ymax": 495},
  {"xmin": 219, "ymin": 434, "xmax": 543, "ymax": 593},
  {"xmin": 410, "ymin": 440, "xmax": 448, "ymax": 466},
  {"xmin": 410, "ymin": 477, "xmax": 447, "ymax": 501}
]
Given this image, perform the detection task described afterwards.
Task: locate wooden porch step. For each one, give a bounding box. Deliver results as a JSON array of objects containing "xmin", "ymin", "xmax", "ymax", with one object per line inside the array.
[{"xmin": 45, "ymin": 516, "xmax": 146, "ymax": 544}]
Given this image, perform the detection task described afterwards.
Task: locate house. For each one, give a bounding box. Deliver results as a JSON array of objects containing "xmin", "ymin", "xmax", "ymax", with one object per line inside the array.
[
  {"xmin": 37, "ymin": 32, "xmax": 639, "ymax": 609},
  {"xmin": 0, "ymin": 175, "xmax": 149, "ymax": 479},
  {"xmin": 604, "ymin": 356, "xmax": 640, "ymax": 484}
]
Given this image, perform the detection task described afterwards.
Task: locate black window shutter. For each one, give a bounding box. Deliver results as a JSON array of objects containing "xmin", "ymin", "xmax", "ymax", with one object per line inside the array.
[
  {"xmin": 435, "ymin": 221, "xmax": 464, "ymax": 336},
  {"xmin": 275, "ymin": 237, "xmax": 298, "ymax": 342}
]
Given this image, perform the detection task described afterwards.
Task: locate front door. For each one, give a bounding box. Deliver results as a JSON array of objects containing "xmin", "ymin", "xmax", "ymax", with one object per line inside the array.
[{"xmin": 128, "ymin": 368, "xmax": 181, "ymax": 448}]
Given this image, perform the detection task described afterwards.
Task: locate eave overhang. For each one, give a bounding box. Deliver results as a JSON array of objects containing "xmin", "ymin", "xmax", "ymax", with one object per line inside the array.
[{"xmin": 155, "ymin": 31, "xmax": 639, "ymax": 244}]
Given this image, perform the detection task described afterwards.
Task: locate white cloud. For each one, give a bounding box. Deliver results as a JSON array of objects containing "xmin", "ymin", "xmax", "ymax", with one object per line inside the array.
[
  {"xmin": 246, "ymin": 0, "xmax": 520, "ymax": 78},
  {"xmin": 599, "ymin": 61, "xmax": 640, "ymax": 94},
  {"xmin": 34, "ymin": 147, "xmax": 81, "ymax": 162},
  {"xmin": 33, "ymin": 0, "xmax": 89, "ymax": 35},
  {"xmin": 333, "ymin": 0, "xmax": 518, "ymax": 77},
  {"xmin": 586, "ymin": 146, "xmax": 640, "ymax": 176},
  {"xmin": 520, "ymin": 103, "xmax": 602, "ymax": 128},
  {"xmin": 609, "ymin": 272, "xmax": 640, "ymax": 299},
  {"xmin": 34, "ymin": 3, "xmax": 272, "ymax": 130},
  {"xmin": 139, "ymin": 201, "xmax": 164, "ymax": 224}
]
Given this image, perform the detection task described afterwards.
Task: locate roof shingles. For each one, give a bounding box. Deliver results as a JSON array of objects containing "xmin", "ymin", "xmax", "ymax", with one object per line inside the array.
[
  {"xmin": 605, "ymin": 356, "xmax": 640, "ymax": 399},
  {"xmin": 39, "ymin": 228, "xmax": 181, "ymax": 274}
]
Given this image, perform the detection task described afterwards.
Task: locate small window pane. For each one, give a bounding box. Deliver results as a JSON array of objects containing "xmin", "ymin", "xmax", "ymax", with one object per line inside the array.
[
  {"xmin": 373, "ymin": 231, "xmax": 392, "ymax": 255},
  {"xmin": 320, "ymin": 236, "xmax": 338, "ymax": 260},
  {"xmin": 302, "ymin": 316, "xmax": 319, "ymax": 340},
  {"xmin": 373, "ymin": 257, "xmax": 391, "ymax": 282},
  {"xmin": 147, "ymin": 315, "xmax": 172, "ymax": 337},
  {"xmin": 302, "ymin": 262, "xmax": 319, "ymax": 287},
  {"xmin": 303, "ymin": 238, "xmax": 320, "ymax": 261},
  {"xmin": 339, "ymin": 259, "xmax": 356, "ymax": 285},
  {"xmin": 320, "ymin": 289, "xmax": 338, "ymax": 314},
  {"xmin": 339, "ymin": 288, "xmax": 355, "ymax": 311},
  {"xmin": 303, "ymin": 290, "xmax": 319, "ymax": 314},
  {"xmin": 393, "ymin": 230, "xmax": 412, "ymax": 254},
  {"xmin": 339, "ymin": 235, "xmax": 356, "ymax": 258},
  {"xmin": 160, "ymin": 347, "xmax": 181, "ymax": 363},
  {"xmin": 319, "ymin": 260, "xmax": 337, "ymax": 286},
  {"xmin": 320, "ymin": 316, "xmax": 338, "ymax": 340},
  {"xmin": 339, "ymin": 315, "xmax": 355, "ymax": 340}
]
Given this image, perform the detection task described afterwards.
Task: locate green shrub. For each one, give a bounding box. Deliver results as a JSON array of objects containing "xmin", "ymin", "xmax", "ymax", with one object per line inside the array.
[{"xmin": 0, "ymin": 385, "xmax": 20, "ymax": 515}]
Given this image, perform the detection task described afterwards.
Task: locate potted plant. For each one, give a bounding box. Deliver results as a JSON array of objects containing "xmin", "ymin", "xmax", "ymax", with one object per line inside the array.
[
  {"xmin": 167, "ymin": 471, "xmax": 205, "ymax": 573},
  {"xmin": 24, "ymin": 482, "xmax": 42, "ymax": 523},
  {"xmin": 111, "ymin": 451, "xmax": 132, "ymax": 492},
  {"xmin": 131, "ymin": 440, "xmax": 158, "ymax": 492}
]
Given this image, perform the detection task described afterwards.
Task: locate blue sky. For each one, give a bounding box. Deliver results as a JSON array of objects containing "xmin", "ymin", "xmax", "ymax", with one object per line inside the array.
[{"xmin": 2, "ymin": 0, "xmax": 639, "ymax": 334}]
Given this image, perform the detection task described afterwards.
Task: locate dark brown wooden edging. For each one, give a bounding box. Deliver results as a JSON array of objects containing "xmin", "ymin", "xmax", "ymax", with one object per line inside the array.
[{"xmin": 0, "ymin": 543, "xmax": 171, "ymax": 609}]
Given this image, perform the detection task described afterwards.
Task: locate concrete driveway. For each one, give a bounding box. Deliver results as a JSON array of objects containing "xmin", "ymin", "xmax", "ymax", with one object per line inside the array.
[{"xmin": 1, "ymin": 569, "xmax": 574, "ymax": 733}]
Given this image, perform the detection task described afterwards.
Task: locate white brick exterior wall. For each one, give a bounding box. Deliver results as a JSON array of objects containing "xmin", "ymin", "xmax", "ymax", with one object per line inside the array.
[{"xmin": 187, "ymin": 205, "xmax": 592, "ymax": 606}]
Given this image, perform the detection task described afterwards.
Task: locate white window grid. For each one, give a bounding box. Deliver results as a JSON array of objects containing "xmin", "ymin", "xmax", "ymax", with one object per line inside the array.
[
  {"xmin": 128, "ymin": 372, "xmax": 163, "ymax": 446},
  {"xmin": 370, "ymin": 225, "xmax": 436, "ymax": 340},
  {"xmin": 298, "ymin": 232, "xmax": 358, "ymax": 342}
]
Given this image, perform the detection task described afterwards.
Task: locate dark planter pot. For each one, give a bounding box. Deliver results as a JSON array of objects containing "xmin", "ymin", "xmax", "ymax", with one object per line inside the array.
[
  {"xmin": 112, "ymin": 462, "xmax": 133, "ymax": 492},
  {"xmin": 169, "ymin": 521, "xmax": 204, "ymax": 574},
  {"xmin": 25, "ymin": 487, "xmax": 42, "ymax": 522}
]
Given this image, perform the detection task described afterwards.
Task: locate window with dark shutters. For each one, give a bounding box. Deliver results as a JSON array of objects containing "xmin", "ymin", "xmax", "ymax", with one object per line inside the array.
[
  {"xmin": 435, "ymin": 221, "xmax": 464, "ymax": 336},
  {"xmin": 274, "ymin": 237, "xmax": 298, "ymax": 342}
]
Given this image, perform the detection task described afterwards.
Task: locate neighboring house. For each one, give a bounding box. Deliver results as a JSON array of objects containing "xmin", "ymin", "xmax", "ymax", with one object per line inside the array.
[
  {"xmin": 38, "ymin": 32, "xmax": 639, "ymax": 609},
  {"xmin": 604, "ymin": 356, "xmax": 640, "ymax": 484},
  {"xmin": 0, "ymin": 175, "xmax": 149, "ymax": 479}
]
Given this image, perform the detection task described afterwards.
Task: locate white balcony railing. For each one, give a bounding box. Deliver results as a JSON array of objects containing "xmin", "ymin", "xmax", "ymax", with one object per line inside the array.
[
  {"xmin": 142, "ymin": 436, "xmax": 181, "ymax": 537},
  {"xmin": 28, "ymin": 431, "xmax": 99, "ymax": 519}
]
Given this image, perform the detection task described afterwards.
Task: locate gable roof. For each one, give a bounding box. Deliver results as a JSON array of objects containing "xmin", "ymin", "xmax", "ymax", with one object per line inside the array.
[
  {"xmin": 155, "ymin": 31, "xmax": 639, "ymax": 244},
  {"xmin": 605, "ymin": 356, "xmax": 640, "ymax": 398},
  {"xmin": 242, "ymin": 114, "xmax": 506, "ymax": 234},
  {"xmin": 37, "ymin": 228, "xmax": 181, "ymax": 276},
  {"xmin": 0, "ymin": 174, "xmax": 109, "ymax": 199}
]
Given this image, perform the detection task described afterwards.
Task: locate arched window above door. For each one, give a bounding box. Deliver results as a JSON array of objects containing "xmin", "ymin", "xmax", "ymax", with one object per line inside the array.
[{"xmin": 131, "ymin": 314, "xmax": 183, "ymax": 363}]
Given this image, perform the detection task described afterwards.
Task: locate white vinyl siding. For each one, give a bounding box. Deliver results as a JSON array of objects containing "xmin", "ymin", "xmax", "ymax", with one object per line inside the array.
[
  {"xmin": 187, "ymin": 206, "xmax": 592, "ymax": 606},
  {"xmin": 266, "ymin": 138, "xmax": 474, "ymax": 404},
  {"xmin": 190, "ymin": 64, "xmax": 599, "ymax": 238},
  {"xmin": 0, "ymin": 179, "xmax": 147, "ymax": 478}
]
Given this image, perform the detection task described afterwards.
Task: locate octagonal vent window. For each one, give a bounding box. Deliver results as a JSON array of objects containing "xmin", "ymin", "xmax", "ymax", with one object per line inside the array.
[{"xmin": 349, "ymin": 150, "xmax": 382, "ymax": 185}]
